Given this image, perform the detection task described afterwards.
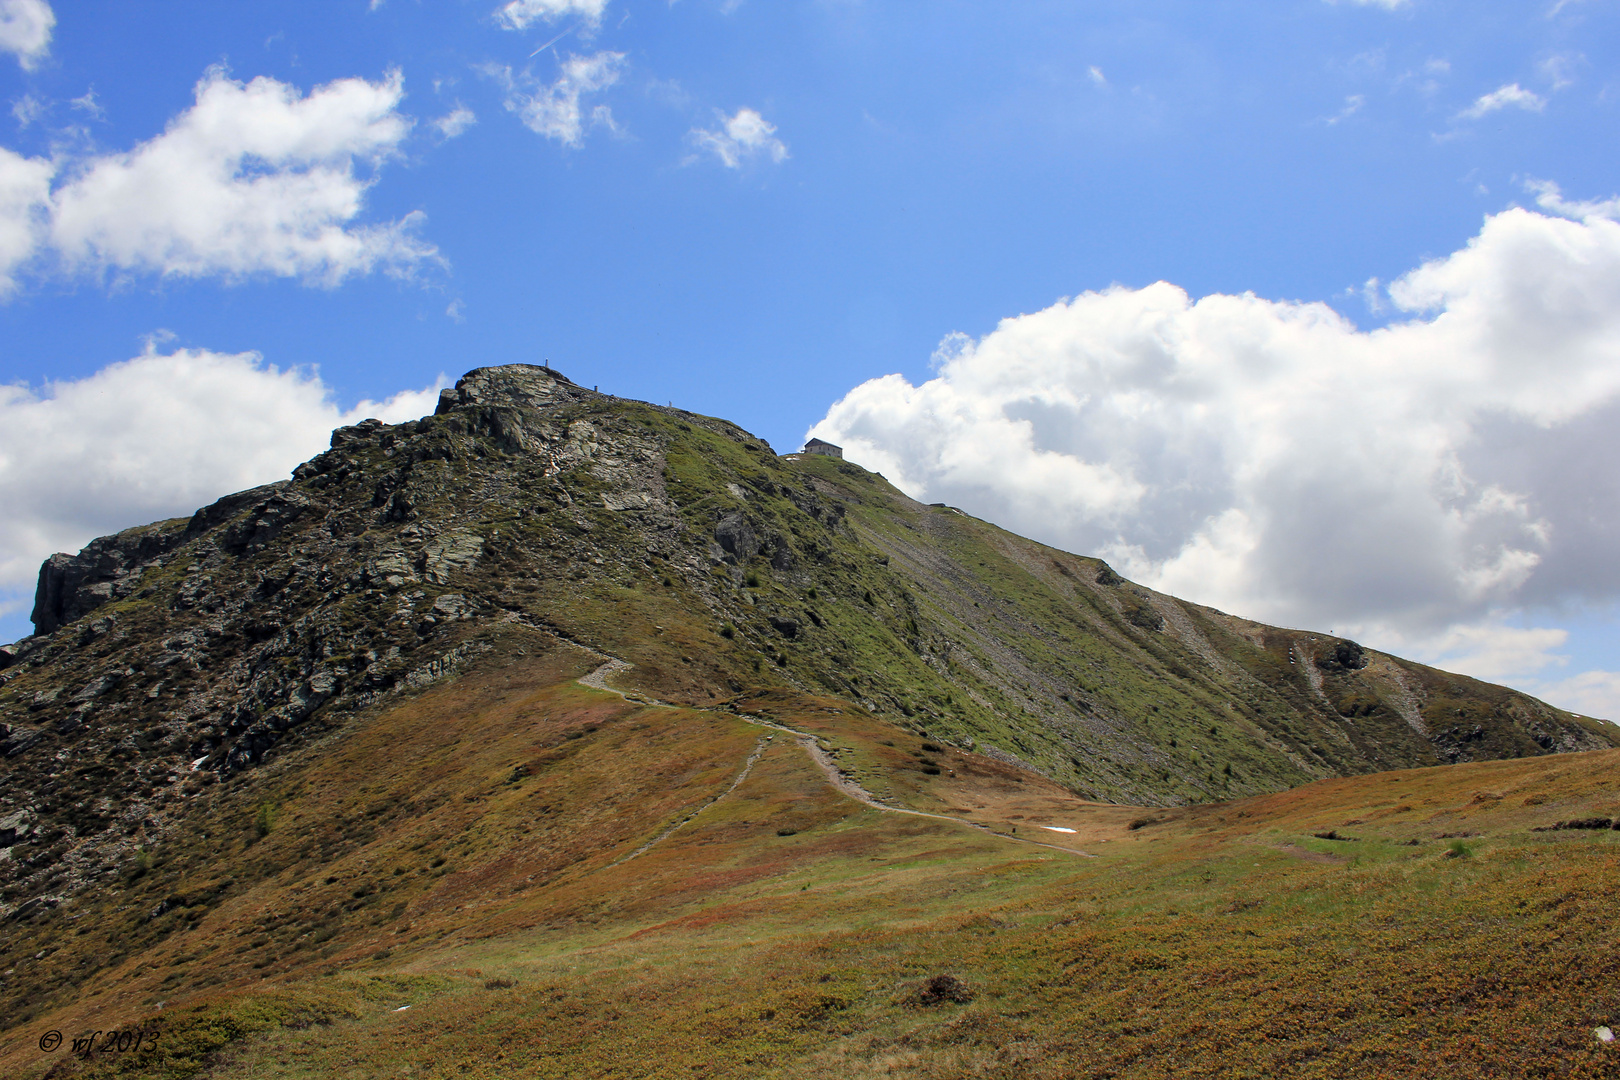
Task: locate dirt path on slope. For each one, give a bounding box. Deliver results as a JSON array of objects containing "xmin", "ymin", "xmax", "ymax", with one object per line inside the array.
[
  {"xmin": 577, "ymin": 659, "xmax": 1095, "ymax": 859},
  {"xmin": 609, "ymin": 733, "xmax": 770, "ymax": 867},
  {"xmin": 577, "ymin": 657, "xmax": 633, "ymax": 693}
]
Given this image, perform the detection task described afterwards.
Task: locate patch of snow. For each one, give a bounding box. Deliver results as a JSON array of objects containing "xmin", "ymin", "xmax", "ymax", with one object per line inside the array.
[{"xmin": 1040, "ymin": 825, "xmax": 1077, "ymax": 834}]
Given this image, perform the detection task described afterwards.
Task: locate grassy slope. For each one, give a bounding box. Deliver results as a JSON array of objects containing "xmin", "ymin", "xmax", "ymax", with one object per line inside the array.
[
  {"xmin": 5, "ymin": 635, "xmax": 1618, "ymax": 1079},
  {"xmin": 518, "ymin": 399, "xmax": 1610, "ymax": 804},
  {"xmin": 744, "ymin": 451, "xmax": 1615, "ymax": 802}
]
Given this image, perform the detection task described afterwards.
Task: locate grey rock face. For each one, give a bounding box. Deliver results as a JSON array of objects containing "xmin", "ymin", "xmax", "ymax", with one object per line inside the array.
[{"xmin": 714, "ymin": 512, "xmax": 758, "ymax": 563}]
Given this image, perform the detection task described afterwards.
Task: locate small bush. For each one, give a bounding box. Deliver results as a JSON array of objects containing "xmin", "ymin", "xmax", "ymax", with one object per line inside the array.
[
  {"xmin": 909, "ymin": 974, "xmax": 974, "ymax": 1006},
  {"xmin": 1446, "ymin": 839, "xmax": 1474, "ymax": 859},
  {"xmin": 745, "ymin": 571, "xmax": 760, "ymax": 588},
  {"xmin": 253, "ymin": 802, "xmax": 278, "ymax": 838},
  {"xmin": 484, "ymin": 977, "xmax": 516, "ymax": 989},
  {"xmin": 720, "ymin": 623, "xmax": 735, "ymax": 639},
  {"xmin": 124, "ymin": 849, "xmax": 153, "ymax": 882}
]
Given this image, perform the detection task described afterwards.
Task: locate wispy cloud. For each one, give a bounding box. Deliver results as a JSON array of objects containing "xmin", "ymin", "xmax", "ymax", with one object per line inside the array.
[
  {"xmin": 432, "ymin": 104, "xmax": 477, "ymax": 139},
  {"xmin": 1457, "ymin": 82, "xmax": 1546, "ymax": 120},
  {"xmin": 1539, "ymin": 52, "xmax": 1581, "ymax": 90},
  {"xmin": 70, "ymin": 87, "xmax": 105, "ymax": 121},
  {"xmin": 1322, "ymin": 93, "xmax": 1365, "ymax": 125},
  {"xmin": 1524, "ymin": 178, "xmax": 1620, "ymax": 222},
  {"xmin": 484, "ymin": 52, "xmax": 625, "ymax": 146},
  {"xmin": 10, "ymin": 92, "xmax": 41, "ymax": 128},
  {"xmin": 687, "ymin": 107, "xmax": 788, "ymax": 169},
  {"xmin": 495, "ymin": 0, "xmax": 608, "ymax": 32}
]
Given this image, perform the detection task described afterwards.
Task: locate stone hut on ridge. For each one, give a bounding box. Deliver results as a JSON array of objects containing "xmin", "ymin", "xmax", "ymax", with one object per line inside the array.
[{"xmin": 803, "ymin": 438, "xmax": 843, "ymax": 458}]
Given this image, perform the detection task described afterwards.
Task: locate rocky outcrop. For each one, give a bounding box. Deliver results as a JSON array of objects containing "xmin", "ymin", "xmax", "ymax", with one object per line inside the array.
[
  {"xmin": 31, "ymin": 518, "xmax": 190, "ymax": 635},
  {"xmin": 433, "ymin": 363, "xmax": 599, "ymax": 416}
]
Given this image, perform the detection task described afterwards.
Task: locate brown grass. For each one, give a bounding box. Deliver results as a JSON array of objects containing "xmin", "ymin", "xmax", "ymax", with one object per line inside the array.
[{"xmin": 5, "ymin": 637, "xmax": 1619, "ymax": 1078}]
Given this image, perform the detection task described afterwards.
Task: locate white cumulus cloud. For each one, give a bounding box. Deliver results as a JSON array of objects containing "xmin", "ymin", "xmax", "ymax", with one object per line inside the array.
[
  {"xmin": 45, "ymin": 67, "xmax": 436, "ymax": 286},
  {"xmin": 486, "ymin": 52, "xmax": 625, "ymax": 146},
  {"xmin": 809, "ymin": 199, "xmax": 1620, "ymax": 714},
  {"xmin": 0, "ymin": 347, "xmax": 445, "ymax": 628},
  {"xmin": 0, "ymin": 0, "xmax": 53, "ymax": 70},
  {"xmin": 1457, "ymin": 82, "xmax": 1546, "ymax": 119},
  {"xmin": 0, "ymin": 145, "xmax": 51, "ymax": 293},
  {"xmin": 495, "ymin": 0, "xmax": 609, "ymax": 31},
  {"xmin": 688, "ymin": 107, "xmax": 788, "ymax": 169}
]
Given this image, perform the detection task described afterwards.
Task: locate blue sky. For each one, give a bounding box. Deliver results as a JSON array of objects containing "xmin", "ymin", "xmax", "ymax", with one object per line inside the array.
[{"xmin": 2, "ymin": 0, "xmax": 1619, "ymax": 718}]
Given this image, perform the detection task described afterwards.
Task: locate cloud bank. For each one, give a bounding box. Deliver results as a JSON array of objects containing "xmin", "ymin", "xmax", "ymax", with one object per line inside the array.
[
  {"xmin": 0, "ymin": 348, "xmax": 444, "ymax": 628},
  {"xmin": 810, "ymin": 193, "xmax": 1620, "ymax": 711},
  {"xmin": 0, "ymin": 68, "xmax": 437, "ymax": 293}
]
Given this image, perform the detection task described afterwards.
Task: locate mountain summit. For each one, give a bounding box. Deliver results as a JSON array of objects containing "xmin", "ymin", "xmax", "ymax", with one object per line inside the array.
[
  {"xmin": 3, "ymin": 362, "xmax": 1609, "ymax": 895},
  {"xmin": 0, "ymin": 363, "xmax": 1616, "ymax": 1077}
]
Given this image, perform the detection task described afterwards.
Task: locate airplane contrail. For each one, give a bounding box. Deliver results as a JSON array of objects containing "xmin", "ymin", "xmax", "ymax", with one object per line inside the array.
[{"xmin": 528, "ymin": 22, "xmax": 581, "ymax": 58}]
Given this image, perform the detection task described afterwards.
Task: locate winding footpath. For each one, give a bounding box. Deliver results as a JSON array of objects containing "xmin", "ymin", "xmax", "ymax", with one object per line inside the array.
[{"xmin": 576, "ymin": 658, "xmax": 1095, "ymax": 863}]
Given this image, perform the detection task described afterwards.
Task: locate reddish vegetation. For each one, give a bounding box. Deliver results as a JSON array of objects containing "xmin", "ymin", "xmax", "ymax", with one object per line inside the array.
[{"xmin": 4, "ymin": 634, "xmax": 1619, "ymax": 1078}]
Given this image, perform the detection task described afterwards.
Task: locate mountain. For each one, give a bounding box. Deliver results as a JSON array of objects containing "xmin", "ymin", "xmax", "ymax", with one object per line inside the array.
[{"xmin": 0, "ymin": 364, "xmax": 1616, "ymax": 1078}]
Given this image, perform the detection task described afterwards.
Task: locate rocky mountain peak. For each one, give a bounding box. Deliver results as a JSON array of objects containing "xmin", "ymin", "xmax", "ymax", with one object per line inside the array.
[{"xmin": 432, "ymin": 363, "xmax": 598, "ymax": 416}]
